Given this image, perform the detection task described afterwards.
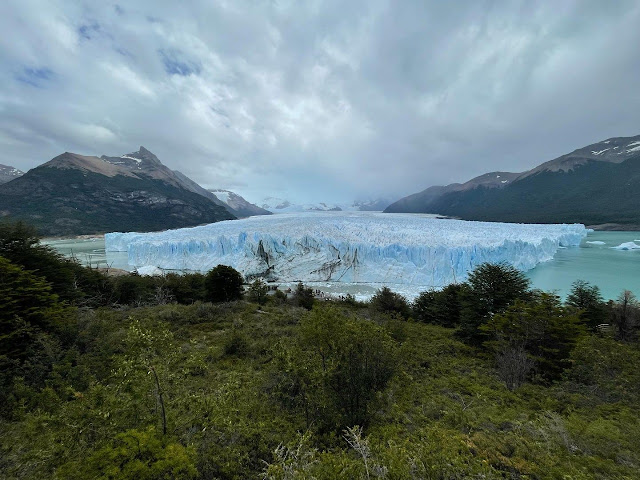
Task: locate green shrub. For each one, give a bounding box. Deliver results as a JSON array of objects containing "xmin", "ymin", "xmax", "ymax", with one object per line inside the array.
[
  {"xmin": 204, "ymin": 265, "xmax": 244, "ymax": 303},
  {"xmin": 370, "ymin": 286, "xmax": 410, "ymax": 319}
]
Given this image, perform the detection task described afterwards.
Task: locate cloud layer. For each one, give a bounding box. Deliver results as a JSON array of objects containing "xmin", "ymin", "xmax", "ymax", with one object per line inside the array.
[{"xmin": 2, "ymin": 0, "xmax": 640, "ymax": 203}]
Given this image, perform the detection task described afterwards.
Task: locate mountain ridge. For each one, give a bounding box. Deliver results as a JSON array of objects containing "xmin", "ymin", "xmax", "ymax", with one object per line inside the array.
[
  {"xmin": 0, "ymin": 147, "xmax": 235, "ymax": 236},
  {"xmin": 385, "ymin": 134, "xmax": 640, "ymax": 228}
]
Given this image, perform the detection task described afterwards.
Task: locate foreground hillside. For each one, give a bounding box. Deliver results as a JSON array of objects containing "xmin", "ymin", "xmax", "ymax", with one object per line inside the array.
[
  {"xmin": 386, "ymin": 135, "xmax": 640, "ymax": 228},
  {"xmin": 1, "ymin": 221, "xmax": 639, "ymax": 479},
  {"xmin": 0, "ymin": 147, "xmax": 234, "ymax": 236}
]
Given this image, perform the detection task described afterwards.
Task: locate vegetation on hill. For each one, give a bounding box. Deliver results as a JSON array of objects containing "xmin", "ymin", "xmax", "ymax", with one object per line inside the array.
[
  {"xmin": 386, "ymin": 155, "xmax": 640, "ymax": 227},
  {"xmin": 1, "ymin": 221, "xmax": 639, "ymax": 479},
  {"xmin": 0, "ymin": 165, "xmax": 234, "ymax": 236}
]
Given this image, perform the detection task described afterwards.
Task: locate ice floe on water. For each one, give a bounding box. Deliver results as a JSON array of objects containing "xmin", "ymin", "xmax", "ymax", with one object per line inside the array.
[
  {"xmin": 611, "ymin": 242, "xmax": 640, "ymax": 251},
  {"xmin": 105, "ymin": 212, "xmax": 588, "ymax": 289},
  {"xmin": 586, "ymin": 241, "xmax": 606, "ymax": 245}
]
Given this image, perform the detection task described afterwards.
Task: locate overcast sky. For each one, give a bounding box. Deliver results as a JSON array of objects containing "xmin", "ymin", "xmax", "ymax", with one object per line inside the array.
[{"xmin": 1, "ymin": 1, "xmax": 640, "ymax": 204}]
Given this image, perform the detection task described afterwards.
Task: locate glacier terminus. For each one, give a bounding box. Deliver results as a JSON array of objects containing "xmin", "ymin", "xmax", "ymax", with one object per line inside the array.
[{"xmin": 105, "ymin": 212, "xmax": 588, "ymax": 289}]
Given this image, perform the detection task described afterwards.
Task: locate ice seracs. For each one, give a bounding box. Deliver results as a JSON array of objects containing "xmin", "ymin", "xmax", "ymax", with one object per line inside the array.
[{"xmin": 105, "ymin": 212, "xmax": 588, "ymax": 289}]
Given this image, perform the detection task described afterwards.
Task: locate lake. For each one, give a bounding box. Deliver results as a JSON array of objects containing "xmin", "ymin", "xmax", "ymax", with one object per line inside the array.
[{"xmin": 43, "ymin": 229, "xmax": 639, "ymax": 301}]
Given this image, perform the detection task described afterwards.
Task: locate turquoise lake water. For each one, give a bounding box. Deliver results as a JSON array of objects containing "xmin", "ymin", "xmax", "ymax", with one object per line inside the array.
[
  {"xmin": 44, "ymin": 230, "xmax": 639, "ymax": 301},
  {"xmin": 525, "ymin": 230, "xmax": 639, "ymax": 300}
]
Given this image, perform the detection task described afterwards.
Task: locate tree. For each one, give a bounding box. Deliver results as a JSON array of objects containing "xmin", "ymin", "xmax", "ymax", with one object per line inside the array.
[
  {"xmin": 482, "ymin": 292, "xmax": 586, "ymax": 384},
  {"xmin": 204, "ymin": 265, "xmax": 244, "ymax": 303},
  {"xmin": 457, "ymin": 263, "xmax": 530, "ymax": 344},
  {"xmin": 0, "ymin": 221, "xmax": 111, "ymax": 306},
  {"xmin": 412, "ymin": 284, "xmax": 463, "ymax": 327},
  {"xmin": 0, "ymin": 256, "xmax": 67, "ymax": 361},
  {"xmin": 565, "ymin": 280, "xmax": 607, "ymax": 329},
  {"xmin": 293, "ymin": 282, "xmax": 314, "ymax": 310},
  {"xmin": 247, "ymin": 279, "xmax": 269, "ymax": 306},
  {"xmin": 370, "ymin": 286, "xmax": 410, "ymax": 319},
  {"xmin": 610, "ymin": 290, "xmax": 639, "ymax": 342}
]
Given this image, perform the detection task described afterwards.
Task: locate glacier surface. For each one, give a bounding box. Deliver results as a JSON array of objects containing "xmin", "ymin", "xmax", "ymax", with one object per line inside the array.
[{"xmin": 105, "ymin": 212, "xmax": 588, "ymax": 288}]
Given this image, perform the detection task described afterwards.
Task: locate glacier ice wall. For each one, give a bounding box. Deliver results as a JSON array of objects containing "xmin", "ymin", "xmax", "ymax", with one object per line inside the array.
[{"xmin": 105, "ymin": 212, "xmax": 588, "ymax": 288}]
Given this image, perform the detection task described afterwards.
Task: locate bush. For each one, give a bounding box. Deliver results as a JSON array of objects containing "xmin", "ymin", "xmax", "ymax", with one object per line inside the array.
[
  {"xmin": 204, "ymin": 265, "xmax": 244, "ymax": 303},
  {"xmin": 565, "ymin": 280, "xmax": 607, "ymax": 329},
  {"xmin": 458, "ymin": 263, "xmax": 530, "ymax": 344},
  {"xmin": 482, "ymin": 292, "xmax": 586, "ymax": 383},
  {"xmin": 412, "ymin": 284, "xmax": 462, "ymax": 327},
  {"xmin": 293, "ymin": 282, "xmax": 314, "ymax": 310},
  {"xmin": 248, "ymin": 279, "xmax": 269, "ymax": 306},
  {"xmin": 370, "ymin": 286, "xmax": 410, "ymax": 319},
  {"xmin": 274, "ymin": 306, "xmax": 398, "ymax": 430},
  {"xmin": 0, "ymin": 221, "xmax": 112, "ymax": 305},
  {"xmin": 163, "ymin": 273, "xmax": 206, "ymax": 304}
]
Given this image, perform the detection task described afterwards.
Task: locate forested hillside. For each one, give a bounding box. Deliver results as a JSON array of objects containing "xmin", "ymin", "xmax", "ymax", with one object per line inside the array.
[{"xmin": 1, "ymin": 221, "xmax": 639, "ymax": 479}]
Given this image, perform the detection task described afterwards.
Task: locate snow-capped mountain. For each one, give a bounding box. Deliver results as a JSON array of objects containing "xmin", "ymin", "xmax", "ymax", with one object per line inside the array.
[
  {"xmin": 0, "ymin": 164, "xmax": 24, "ymax": 185},
  {"xmin": 260, "ymin": 197, "xmax": 392, "ymax": 213},
  {"xmin": 209, "ymin": 189, "xmax": 271, "ymax": 218},
  {"xmin": 386, "ymin": 134, "xmax": 640, "ymax": 228}
]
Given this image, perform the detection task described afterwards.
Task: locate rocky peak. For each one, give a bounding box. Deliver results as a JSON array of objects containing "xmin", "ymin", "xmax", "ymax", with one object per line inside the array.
[{"xmin": 0, "ymin": 164, "xmax": 25, "ymax": 185}]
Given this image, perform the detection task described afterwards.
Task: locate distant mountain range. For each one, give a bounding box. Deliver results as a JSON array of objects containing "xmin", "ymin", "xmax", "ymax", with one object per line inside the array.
[
  {"xmin": 385, "ymin": 134, "xmax": 640, "ymax": 229},
  {"xmin": 260, "ymin": 197, "xmax": 393, "ymax": 213},
  {"xmin": 210, "ymin": 189, "xmax": 271, "ymax": 218},
  {"xmin": 0, "ymin": 164, "xmax": 24, "ymax": 185}
]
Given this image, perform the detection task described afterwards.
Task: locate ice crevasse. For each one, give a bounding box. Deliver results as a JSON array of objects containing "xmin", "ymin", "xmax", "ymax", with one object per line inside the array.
[{"xmin": 105, "ymin": 212, "xmax": 588, "ymax": 288}]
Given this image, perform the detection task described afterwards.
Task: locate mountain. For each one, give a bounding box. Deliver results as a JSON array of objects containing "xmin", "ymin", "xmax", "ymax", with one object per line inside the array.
[
  {"xmin": 0, "ymin": 147, "xmax": 234, "ymax": 236},
  {"xmin": 0, "ymin": 164, "xmax": 24, "ymax": 185},
  {"xmin": 260, "ymin": 197, "xmax": 393, "ymax": 213},
  {"xmin": 208, "ymin": 189, "xmax": 271, "ymax": 218},
  {"xmin": 351, "ymin": 198, "xmax": 394, "ymax": 211},
  {"xmin": 385, "ymin": 135, "xmax": 640, "ymax": 228}
]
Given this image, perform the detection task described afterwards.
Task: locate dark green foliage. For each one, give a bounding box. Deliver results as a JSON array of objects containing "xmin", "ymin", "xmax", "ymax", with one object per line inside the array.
[
  {"xmin": 112, "ymin": 272, "xmax": 157, "ymax": 305},
  {"xmin": 483, "ymin": 292, "xmax": 586, "ymax": 383},
  {"xmin": 565, "ymin": 335, "xmax": 640, "ymax": 403},
  {"xmin": 248, "ymin": 279, "xmax": 269, "ymax": 305},
  {"xmin": 204, "ymin": 264, "xmax": 244, "ymax": 303},
  {"xmin": 223, "ymin": 328, "xmax": 250, "ymax": 356},
  {"xmin": 565, "ymin": 280, "xmax": 607, "ymax": 329},
  {"xmin": 0, "ymin": 257, "xmax": 65, "ymax": 360},
  {"xmin": 1, "ymin": 227, "xmax": 639, "ymax": 479},
  {"xmin": 610, "ymin": 290, "xmax": 639, "ymax": 342},
  {"xmin": 458, "ymin": 263, "xmax": 530, "ymax": 344},
  {"xmin": 161, "ymin": 273, "xmax": 205, "ymax": 304},
  {"xmin": 293, "ymin": 282, "xmax": 314, "ymax": 310},
  {"xmin": 370, "ymin": 286, "xmax": 411, "ymax": 319},
  {"xmin": 274, "ymin": 306, "xmax": 397, "ymax": 430},
  {"xmin": 412, "ymin": 283, "xmax": 463, "ymax": 326},
  {"xmin": 0, "ymin": 221, "xmax": 111, "ymax": 305}
]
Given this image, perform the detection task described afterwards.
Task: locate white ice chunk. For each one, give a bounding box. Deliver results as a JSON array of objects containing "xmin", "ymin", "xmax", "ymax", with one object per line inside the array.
[
  {"xmin": 105, "ymin": 213, "xmax": 588, "ymax": 289},
  {"xmin": 136, "ymin": 265, "xmax": 164, "ymax": 275},
  {"xmin": 586, "ymin": 241, "xmax": 606, "ymax": 245},
  {"xmin": 611, "ymin": 242, "xmax": 640, "ymax": 251}
]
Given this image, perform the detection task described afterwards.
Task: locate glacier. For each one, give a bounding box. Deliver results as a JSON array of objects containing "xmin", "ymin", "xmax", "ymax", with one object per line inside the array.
[{"xmin": 105, "ymin": 212, "xmax": 588, "ymax": 288}]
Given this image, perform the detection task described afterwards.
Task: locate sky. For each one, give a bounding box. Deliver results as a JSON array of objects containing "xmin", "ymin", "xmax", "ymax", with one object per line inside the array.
[{"xmin": 1, "ymin": 1, "xmax": 640, "ymax": 205}]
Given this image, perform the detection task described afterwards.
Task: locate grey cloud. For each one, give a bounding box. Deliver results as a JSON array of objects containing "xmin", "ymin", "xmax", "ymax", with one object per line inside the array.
[{"xmin": 0, "ymin": 0, "xmax": 639, "ymax": 204}]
